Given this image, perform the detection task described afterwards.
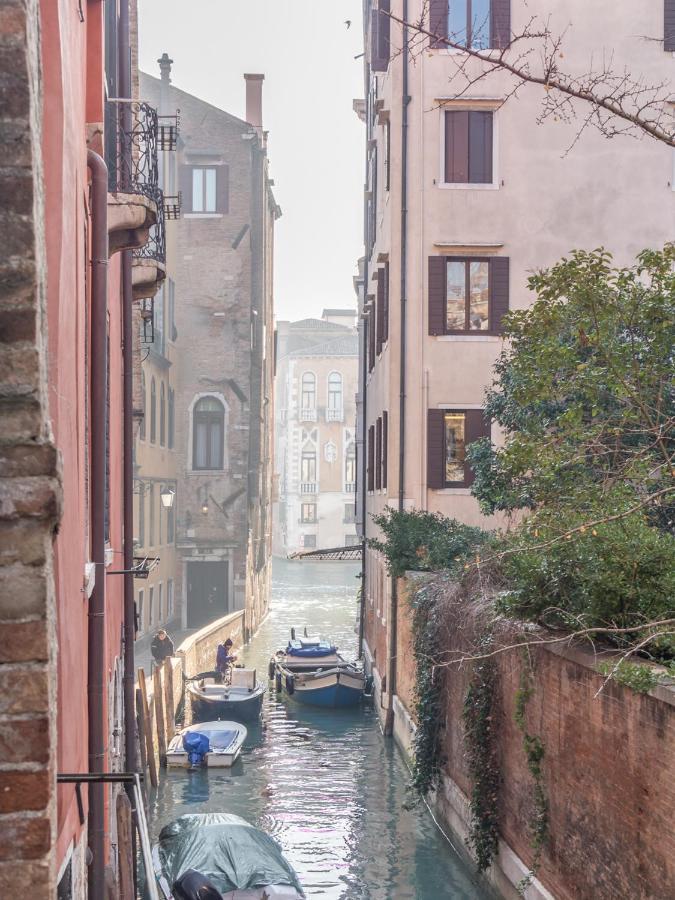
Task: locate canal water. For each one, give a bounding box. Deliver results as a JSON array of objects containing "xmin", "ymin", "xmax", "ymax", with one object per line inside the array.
[{"xmin": 149, "ymin": 558, "xmax": 489, "ymax": 899}]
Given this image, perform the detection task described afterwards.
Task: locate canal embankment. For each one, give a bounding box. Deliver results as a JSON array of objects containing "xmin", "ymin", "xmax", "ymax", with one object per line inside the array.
[{"xmin": 364, "ymin": 572, "xmax": 675, "ymax": 900}]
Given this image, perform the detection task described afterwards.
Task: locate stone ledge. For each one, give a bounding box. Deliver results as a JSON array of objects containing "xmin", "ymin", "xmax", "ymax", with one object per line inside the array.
[
  {"xmin": 108, "ymin": 191, "xmax": 158, "ymax": 255},
  {"xmin": 132, "ymin": 256, "xmax": 166, "ymax": 301}
]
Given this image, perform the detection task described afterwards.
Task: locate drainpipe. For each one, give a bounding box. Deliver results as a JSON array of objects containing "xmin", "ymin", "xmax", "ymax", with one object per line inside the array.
[
  {"xmin": 118, "ymin": 0, "xmax": 137, "ymax": 780},
  {"xmin": 86, "ymin": 148, "xmax": 108, "ymax": 900},
  {"xmin": 384, "ymin": 0, "xmax": 409, "ymax": 737},
  {"xmin": 358, "ymin": 306, "xmax": 368, "ymax": 660}
]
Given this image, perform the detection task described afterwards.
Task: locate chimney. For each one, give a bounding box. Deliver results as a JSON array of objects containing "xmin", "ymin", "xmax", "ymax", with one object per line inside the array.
[
  {"xmin": 158, "ymin": 52, "xmax": 173, "ymax": 85},
  {"xmin": 244, "ymin": 73, "xmax": 264, "ymax": 132},
  {"xmin": 158, "ymin": 53, "xmax": 173, "ymax": 116}
]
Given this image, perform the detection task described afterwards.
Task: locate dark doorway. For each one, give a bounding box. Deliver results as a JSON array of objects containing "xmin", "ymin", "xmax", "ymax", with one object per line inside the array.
[{"xmin": 186, "ymin": 561, "xmax": 229, "ymax": 628}]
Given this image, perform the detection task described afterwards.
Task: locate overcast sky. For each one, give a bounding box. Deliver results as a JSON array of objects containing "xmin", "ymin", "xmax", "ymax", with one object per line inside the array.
[{"xmin": 138, "ymin": 0, "xmax": 365, "ymax": 322}]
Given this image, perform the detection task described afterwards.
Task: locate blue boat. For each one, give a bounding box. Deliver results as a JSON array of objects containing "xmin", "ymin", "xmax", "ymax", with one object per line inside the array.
[{"xmin": 269, "ymin": 632, "xmax": 365, "ymax": 708}]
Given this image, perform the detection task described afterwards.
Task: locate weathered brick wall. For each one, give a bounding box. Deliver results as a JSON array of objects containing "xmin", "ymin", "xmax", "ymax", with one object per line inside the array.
[
  {"xmin": 0, "ymin": 0, "xmax": 60, "ymax": 894},
  {"xmin": 395, "ymin": 578, "xmax": 675, "ymax": 899}
]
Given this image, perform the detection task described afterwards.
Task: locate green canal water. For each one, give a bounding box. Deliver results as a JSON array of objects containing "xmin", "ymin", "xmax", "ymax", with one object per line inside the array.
[{"xmin": 149, "ymin": 558, "xmax": 490, "ymax": 899}]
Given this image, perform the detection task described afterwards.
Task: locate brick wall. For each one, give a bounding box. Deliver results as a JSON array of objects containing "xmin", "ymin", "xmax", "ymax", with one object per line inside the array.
[
  {"xmin": 394, "ymin": 576, "xmax": 675, "ymax": 899},
  {"xmin": 0, "ymin": 0, "xmax": 60, "ymax": 894}
]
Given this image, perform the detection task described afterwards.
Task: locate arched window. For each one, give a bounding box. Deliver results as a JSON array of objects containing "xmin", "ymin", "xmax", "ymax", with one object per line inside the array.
[
  {"xmin": 328, "ymin": 372, "xmax": 342, "ymax": 410},
  {"xmin": 140, "ymin": 370, "xmax": 146, "ymax": 440},
  {"xmin": 160, "ymin": 383, "xmax": 166, "ymax": 446},
  {"xmin": 193, "ymin": 396, "xmax": 225, "ymax": 470},
  {"xmin": 150, "ymin": 377, "xmax": 157, "ymax": 443},
  {"xmin": 168, "ymin": 387, "xmax": 175, "ymax": 449},
  {"xmin": 301, "ymin": 372, "xmax": 316, "ymax": 409}
]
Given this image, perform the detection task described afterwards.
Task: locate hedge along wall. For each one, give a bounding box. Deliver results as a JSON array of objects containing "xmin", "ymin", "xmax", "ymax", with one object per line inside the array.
[{"xmin": 397, "ymin": 576, "xmax": 675, "ymax": 900}]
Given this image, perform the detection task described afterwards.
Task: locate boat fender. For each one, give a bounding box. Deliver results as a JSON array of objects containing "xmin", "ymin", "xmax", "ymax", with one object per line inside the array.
[
  {"xmin": 285, "ymin": 674, "xmax": 295, "ymax": 695},
  {"xmin": 268, "ymin": 659, "xmax": 276, "ymax": 680},
  {"xmin": 275, "ymin": 672, "xmax": 283, "ymax": 693},
  {"xmin": 182, "ymin": 731, "xmax": 209, "ymax": 768}
]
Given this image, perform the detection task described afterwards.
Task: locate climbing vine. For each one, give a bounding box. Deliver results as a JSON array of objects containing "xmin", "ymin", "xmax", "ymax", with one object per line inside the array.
[
  {"xmin": 462, "ymin": 638, "xmax": 501, "ymax": 873},
  {"xmin": 513, "ymin": 655, "xmax": 549, "ymax": 893},
  {"xmin": 406, "ymin": 581, "xmax": 446, "ymax": 804}
]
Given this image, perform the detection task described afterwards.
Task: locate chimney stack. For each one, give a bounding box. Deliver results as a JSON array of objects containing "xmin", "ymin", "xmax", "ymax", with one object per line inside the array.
[{"xmin": 244, "ymin": 73, "xmax": 264, "ymax": 133}]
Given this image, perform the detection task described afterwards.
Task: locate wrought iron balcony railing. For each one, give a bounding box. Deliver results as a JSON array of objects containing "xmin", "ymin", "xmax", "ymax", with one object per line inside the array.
[
  {"xmin": 107, "ymin": 100, "xmax": 161, "ymax": 200},
  {"xmin": 134, "ymin": 186, "xmax": 166, "ymax": 267}
]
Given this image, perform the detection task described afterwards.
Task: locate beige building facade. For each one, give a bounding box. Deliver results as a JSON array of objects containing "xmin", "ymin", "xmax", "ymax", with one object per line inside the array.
[{"xmin": 274, "ymin": 312, "xmax": 359, "ymax": 557}]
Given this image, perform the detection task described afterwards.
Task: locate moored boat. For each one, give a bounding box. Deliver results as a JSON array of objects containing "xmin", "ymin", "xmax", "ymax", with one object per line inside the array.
[
  {"xmin": 166, "ymin": 720, "xmax": 247, "ymax": 769},
  {"xmin": 187, "ymin": 667, "xmax": 265, "ymax": 723},
  {"xmin": 151, "ymin": 813, "xmax": 304, "ymax": 899}
]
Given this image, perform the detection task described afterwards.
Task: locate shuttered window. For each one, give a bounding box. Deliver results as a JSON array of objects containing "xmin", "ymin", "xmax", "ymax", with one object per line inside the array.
[
  {"xmin": 371, "ymin": 1, "xmax": 391, "ymax": 72},
  {"xmin": 376, "ymin": 268, "xmax": 386, "ymax": 354},
  {"xmin": 383, "ymin": 262, "xmax": 389, "ymax": 342},
  {"xmin": 427, "ymin": 409, "xmax": 490, "ymax": 488},
  {"xmin": 666, "ymin": 0, "xmax": 675, "ymax": 51},
  {"xmin": 429, "ymin": 1, "xmax": 510, "ymax": 49},
  {"xmin": 445, "ymin": 110, "xmax": 493, "ymax": 184},
  {"xmin": 375, "ymin": 416, "xmax": 383, "ymax": 490},
  {"xmin": 367, "ymin": 425, "xmax": 375, "ymax": 492},
  {"xmin": 428, "ymin": 256, "xmax": 509, "ymax": 335},
  {"xmin": 368, "ymin": 304, "xmax": 376, "ymax": 372},
  {"xmin": 382, "ymin": 410, "xmax": 388, "ymax": 489},
  {"xmin": 179, "ymin": 164, "xmax": 229, "ymax": 213}
]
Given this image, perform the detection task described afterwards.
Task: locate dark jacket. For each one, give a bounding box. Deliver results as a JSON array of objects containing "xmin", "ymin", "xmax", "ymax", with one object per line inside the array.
[
  {"xmin": 172, "ymin": 869, "xmax": 222, "ymax": 900},
  {"xmin": 151, "ymin": 634, "xmax": 174, "ymax": 664}
]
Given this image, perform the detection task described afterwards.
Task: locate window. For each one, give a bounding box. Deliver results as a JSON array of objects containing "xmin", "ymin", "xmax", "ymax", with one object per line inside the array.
[
  {"xmin": 155, "ymin": 287, "xmax": 165, "ymax": 355},
  {"xmin": 384, "ymin": 119, "xmax": 391, "ymax": 191},
  {"xmin": 168, "ymin": 388, "xmax": 175, "ymax": 449},
  {"xmin": 168, "ymin": 278, "xmax": 177, "ymax": 341},
  {"xmin": 192, "ymin": 167, "xmax": 216, "ymax": 212},
  {"xmin": 429, "ymin": 0, "xmax": 510, "ymax": 50},
  {"xmin": 444, "ymin": 110, "xmax": 493, "ymax": 184},
  {"xmin": 140, "ymin": 370, "xmax": 146, "ymax": 440},
  {"xmin": 375, "ymin": 417, "xmax": 383, "ymax": 490},
  {"xmin": 167, "ymin": 579, "xmax": 174, "ymax": 619},
  {"xmin": 345, "ymin": 534, "xmax": 360, "ymax": 547},
  {"xmin": 150, "ymin": 377, "xmax": 157, "ymax": 443},
  {"xmin": 301, "ymin": 372, "xmax": 316, "ymax": 409},
  {"xmin": 301, "ymin": 502, "xmax": 317, "ymax": 523},
  {"xmin": 428, "ymin": 256, "xmax": 509, "ymax": 335},
  {"xmin": 344, "ymin": 503, "xmax": 356, "ymax": 524},
  {"xmin": 193, "ymin": 396, "xmax": 225, "ymax": 470},
  {"xmin": 301, "ymin": 451, "xmax": 316, "ymax": 483},
  {"xmin": 149, "ymin": 484, "xmax": 155, "ymax": 546},
  {"xmin": 303, "ymin": 534, "xmax": 317, "ymax": 549},
  {"xmin": 137, "ymin": 589, "xmax": 144, "ymax": 634},
  {"xmin": 158, "ymin": 583, "xmax": 164, "ymax": 622},
  {"xmin": 137, "ymin": 483, "xmax": 145, "ymax": 547},
  {"xmin": 345, "ymin": 442, "xmax": 356, "ymax": 489},
  {"xmin": 444, "ymin": 413, "xmax": 466, "ymax": 484},
  {"xmin": 427, "ymin": 408, "xmax": 490, "ymax": 488},
  {"xmin": 382, "ymin": 411, "xmax": 388, "ymax": 490},
  {"xmin": 149, "ymin": 586, "xmax": 154, "ymax": 627},
  {"xmin": 158, "ymin": 495, "xmax": 163, "ymax": 545},
  {"xmin": 167, "ymin": 500, "xmax": 175, "ymax": 544},
  {"xmin": 160, "ymin": 383, "xmax": 166, "ymax": 446},
  {"xmin": 367, "ymin": 425, "xmax": 375, "ymax": 492},
  {"xmin": 328, "ymin": 372, "xmax": 342, "ymax": 410}
]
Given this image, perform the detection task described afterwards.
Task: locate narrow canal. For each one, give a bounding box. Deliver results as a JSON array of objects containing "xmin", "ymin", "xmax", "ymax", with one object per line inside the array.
[{"xmin": 149, "ymin": 559, "xmax": 489, "ymax": 899}]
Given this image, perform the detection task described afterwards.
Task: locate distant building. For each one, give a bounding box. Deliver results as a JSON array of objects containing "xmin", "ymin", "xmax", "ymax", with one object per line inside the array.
[
  {"xmin": 141, "ymin": 62, "xmax": 280, "ymax": 638},
  {"xmin": 274, "ymin": 311, "xmax": 359, "ymax": 557}
]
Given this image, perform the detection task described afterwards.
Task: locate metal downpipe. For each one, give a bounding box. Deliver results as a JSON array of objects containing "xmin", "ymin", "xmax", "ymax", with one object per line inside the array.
[{"xmin": 86, "ymin": 148, "xmax": 109, "ymax": 900}]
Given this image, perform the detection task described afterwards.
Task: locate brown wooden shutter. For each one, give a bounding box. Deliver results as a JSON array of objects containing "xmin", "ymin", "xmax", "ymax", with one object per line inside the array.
[
  {"xmin": 367, "ymin": 425, "xmax": 375, "ymax": 492},
  {"xmin": 427, "ymin": 409, "xmax": 445, "ymax": 489},
  {"xmin": 378, "ymin": 1, "xmax": 391, "ymax": 66},
  {"xmin": 216, "ymin": 164, "xmax": 229, "ymax": 213},
  {"xmin": 375, "ymin": 417, "xmax": 383, "ymax": 489},
  {"xmin": 428, "ymin": 256, "xmax": 447, "ymax": 336},
  {"xmin": 382, "ymin": 410, "xmax": 388, "ymax": 489},
  {"xmin": 179, "ymin": 165, "xmax": 193, "ymax": 213},
  {"xmin": 376, "ymin": 268, "xmax": 385, "ymax": 354},
  {"xmin": 464, "ymin": 410, "xmax": 490, "ymax": 486},
  {"xmin": 383, "ymin": 261, "xmax": 389, "ymax": 342},
  {"xmin": 371, "ymin": 8, "xmax": 388, "ymax": 72},
  {"xmin": 666, "ymin": 1, "xmax": 675, "ymax": 50},
  {"xmin": 368, "ymin": 305, "xmax": 376, "ymax": 371},
  {"xmin": 490, "ymin": 257, "xmax": 510, "ymax": 333},
  {"xmin": 445, "ymin": 110, "xmax": 469, "ymax": 183},
  {"xmin": 429, "ymin": 0, "xmax": 448, "ymax": 48},
  {"xmin": 468, "ymin": 111, "xmax": 493, "ymax": 184},
  {"xmin": 491, "ymin": 0, "xmax": 511, "ymax": 50}
]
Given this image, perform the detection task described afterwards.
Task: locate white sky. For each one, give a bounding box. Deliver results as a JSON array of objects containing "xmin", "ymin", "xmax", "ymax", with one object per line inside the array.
[{"xmin": 138, "ymin": 0, "xmax": 365, "ymax": 322}]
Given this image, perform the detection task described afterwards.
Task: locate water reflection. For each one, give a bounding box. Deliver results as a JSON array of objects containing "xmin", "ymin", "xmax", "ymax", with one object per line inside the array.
[{"xmin": 149, "ymin": 559, "xmax": 488, "ymax": 899}]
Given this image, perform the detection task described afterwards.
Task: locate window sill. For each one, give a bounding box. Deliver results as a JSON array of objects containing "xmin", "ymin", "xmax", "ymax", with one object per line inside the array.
[
  {"xmin": 183, "ymin": 213, "xmax": 224, "ymax": 219},
  {"xmin": 189, "ymin": 468, "xmax": 227, "ymax": 475},
  {"xmin": 434, "ymin": 334, "xmax": 502, "ymax": 342},
  {"xmin": 433, "ymin": 487, "xmax": 473, "ymax": 495},
  {"xmin": 437, "ymin": 182, "xmax": 499, "ymax": 191}
]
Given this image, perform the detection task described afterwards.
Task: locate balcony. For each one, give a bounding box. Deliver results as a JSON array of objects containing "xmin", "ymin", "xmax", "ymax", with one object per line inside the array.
[
  {"xmin": 132, "ymin": 186, "xmax": 166, "ymax": 300},
  {"xmin": 326, "ymin": 407, "xmax": 343, "ymax": 423},
  {"xmin": 300, "ymin": 482, "xmax": 317, "ymax": 494},
  {"xmin": 299, "ymin": 408, "xmax": 317, "ymax": 422},
  {"xmin": 345, "ymin": 482, "xmax": 356, "ymax": 493}
]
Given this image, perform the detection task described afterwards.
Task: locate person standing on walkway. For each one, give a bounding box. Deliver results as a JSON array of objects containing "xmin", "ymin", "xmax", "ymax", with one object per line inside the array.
[{"xmin": 151, "ymin": 628, "xmax": 174, "ymax": 669}]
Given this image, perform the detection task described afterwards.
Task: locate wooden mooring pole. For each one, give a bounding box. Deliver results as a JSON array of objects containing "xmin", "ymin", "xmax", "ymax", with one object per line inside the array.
[
  {"xmin": 153, "ymin": 664, "xmax": 167, "ymax": 767},
  {"xmin": 137, "ymin": 668, "xmax": 158, "ymax": 787},
  {"xmin": 164, "ymin": 658, "xmax": 175, "ymax": 741}
]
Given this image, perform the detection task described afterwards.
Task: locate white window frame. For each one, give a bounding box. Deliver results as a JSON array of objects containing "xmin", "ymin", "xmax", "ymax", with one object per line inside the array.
[{"xmin": 438, "ymin": 102, "xmax": 500, "ymax": 191}]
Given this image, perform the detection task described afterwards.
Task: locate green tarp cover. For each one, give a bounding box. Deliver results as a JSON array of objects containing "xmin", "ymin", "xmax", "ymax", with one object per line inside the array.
[{"xmin": 156, "ymin": 813, "xmax": 304, "ymax": 896}]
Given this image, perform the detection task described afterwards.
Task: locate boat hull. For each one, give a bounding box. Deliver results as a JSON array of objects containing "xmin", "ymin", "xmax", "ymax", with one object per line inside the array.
[
  {"xmin": 285, "ymin": 668, "xmax": 365, "ymax": 708},
  {"xmin": 190, "ymin": 689, "xmax": 265, "ymax": 724}
]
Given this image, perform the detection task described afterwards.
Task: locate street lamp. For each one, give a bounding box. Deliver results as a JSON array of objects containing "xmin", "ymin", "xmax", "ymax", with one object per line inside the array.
[{"xmin": 160, "ymin": 486, "xmax": 175, "ymax": 509}]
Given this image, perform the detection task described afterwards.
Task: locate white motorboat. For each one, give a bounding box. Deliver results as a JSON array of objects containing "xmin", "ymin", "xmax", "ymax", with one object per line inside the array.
[{"xmin": 166, "ymin": 720, "xmax": 247, "ymax": 769}]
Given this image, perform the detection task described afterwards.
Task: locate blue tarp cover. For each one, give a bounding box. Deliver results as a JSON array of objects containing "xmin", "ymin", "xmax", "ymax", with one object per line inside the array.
[
  {"xmin": 286, "ymin": 640, "xmax": 336, "ymax": 658},
  {"xmin": 156, "ymin": 813, "xmax": 304, "ymax": 895}
]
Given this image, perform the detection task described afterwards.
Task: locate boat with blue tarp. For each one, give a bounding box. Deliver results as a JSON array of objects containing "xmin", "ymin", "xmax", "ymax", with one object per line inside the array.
[{"xmin": 166, "ymin": 720, "xmax": 247, "ymax": 769}]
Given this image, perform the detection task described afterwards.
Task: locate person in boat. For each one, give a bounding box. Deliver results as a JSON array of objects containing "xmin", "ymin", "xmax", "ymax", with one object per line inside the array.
[
  {"xmin": 151, "ymin": 629, "xmax": 174, "ymax": 669},
  {"xmin": 172, "ymin": 869, "xmax": 222, "ymax": 900},
  {"xmin": 214, "ymin": 637, "xmax": 237, "ymax": 683}
]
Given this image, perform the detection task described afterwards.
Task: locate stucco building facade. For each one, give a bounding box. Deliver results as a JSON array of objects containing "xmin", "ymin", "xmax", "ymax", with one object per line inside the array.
[
  {"xmin": 357, "ymin": 0, "xmax": 674, "ymax": 894},
  {"xmin": 141, "ymin": 64, "xmax": 279, "ymax": 639},
  {"xmin": 273, "ymin": 311, "xmax": 359, "ymax": 557}
]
